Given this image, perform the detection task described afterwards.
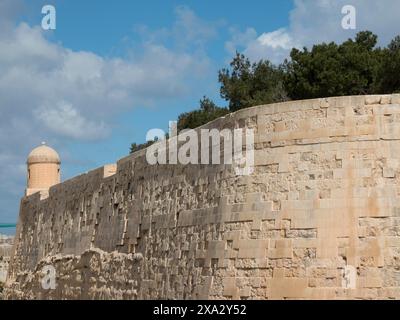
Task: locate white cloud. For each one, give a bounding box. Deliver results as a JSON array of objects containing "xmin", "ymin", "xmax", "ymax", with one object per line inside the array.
[
  {"xmin": 227, "ymin": 0, "xmax": 400, "ymax": 63},
  {"xmin": 0, "ymin": 12, "xmax": 213, "ymax": 142},
  {"xmin": 135, "ymin": 5, "xmax": 221, "ymax": 51},
  {"xmin": 225, "ymin": 27, "xmax": 258, "ymax": 56},
  {"xmin": 173, "ymin": 5, "xmax": 219, "ymax": 47},
  {"xmin": 35, "ymin": 102, "xmax": 110, "ymax": 140},
  {"xmin": 257, "ymin": 29, "xmax": 294, "ymax": 50},
  {"xmin": 247, "ymin": 28, "xmax": 299, "ymax": 64}
]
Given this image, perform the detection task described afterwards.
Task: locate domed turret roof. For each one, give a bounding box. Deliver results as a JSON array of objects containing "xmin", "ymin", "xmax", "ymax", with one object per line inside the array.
[{"xmin": 27, "ymin": 143, "xmax": 60, "ymax": 164}]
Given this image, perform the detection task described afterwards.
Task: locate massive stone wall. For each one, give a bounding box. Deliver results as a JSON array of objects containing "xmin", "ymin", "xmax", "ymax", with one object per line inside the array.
[{"xmin": 5, "ymin": 94, "xmax": 400, "ymax": 300}]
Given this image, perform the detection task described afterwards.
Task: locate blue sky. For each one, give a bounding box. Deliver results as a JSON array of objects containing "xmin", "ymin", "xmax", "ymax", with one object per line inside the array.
[{"xmin": 1, "ymin": 0, "xmax": 400, "ymax": 232}]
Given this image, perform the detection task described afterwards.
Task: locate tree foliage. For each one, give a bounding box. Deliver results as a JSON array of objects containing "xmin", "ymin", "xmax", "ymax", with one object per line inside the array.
[
  {"xmin": 129, "ymin": 140, "xmax": 156, "ymax": 154},
  {"xmin": 284, "ymin": 31, "xmax": 384, "ymax": 99},
  {"xmin": 177, "ymin": 96, "xmax": 229, "ymax": 131},
  {"xmin": 377, "ymin": 36, "xmax": 400, "ymax": 93},
  {"xmin": 218, "ymin": 53, "xmax": 288, "ymax": 111}
]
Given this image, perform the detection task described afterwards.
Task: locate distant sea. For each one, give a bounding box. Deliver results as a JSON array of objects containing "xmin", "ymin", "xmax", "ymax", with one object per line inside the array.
[{"xmin": 0, "ymin": 226, "xmax": 16, "ymax": 236}]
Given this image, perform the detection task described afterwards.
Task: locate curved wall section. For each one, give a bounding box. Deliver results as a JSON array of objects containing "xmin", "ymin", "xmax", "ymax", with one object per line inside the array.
[{"xmin": 6, "ymin": 94, "xmax": 400, "ymax": 299}]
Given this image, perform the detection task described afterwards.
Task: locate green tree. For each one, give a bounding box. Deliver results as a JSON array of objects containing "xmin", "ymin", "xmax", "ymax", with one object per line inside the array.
[
  {"xmin": 130, "ymin": 136, "xmax": 164, "ymax": 154},
  {"xmin": 284, "ymin": 31, "xmax": 383, "ymax": 99},
  {"xmin": 129, "ymin": 140, "xmax": 154, "ymax": 154},
  {"xmin": 377, "ymin": 36, "xmax": 400, "ymax": 93},
  {"xmin": 177, "ymin": 96, "xmax": 229, "ymax": 131},
  {"xmin": 218, "ymin": 52, "xmax": 288, "ymax": 111}
]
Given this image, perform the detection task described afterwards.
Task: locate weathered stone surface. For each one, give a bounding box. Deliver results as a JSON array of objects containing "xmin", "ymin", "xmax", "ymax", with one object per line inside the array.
[
  {"xmin": 0, "ymin": 234, "xmax": 13, "ymax": 295},
  {"xmin": 5, "ymin": 94, "xmax": 400, "ymax": 300}
]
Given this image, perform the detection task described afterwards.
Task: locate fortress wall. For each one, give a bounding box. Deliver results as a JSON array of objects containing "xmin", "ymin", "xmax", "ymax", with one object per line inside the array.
[{"xmin": 5, "ymin": 94, "xmax": 400, "ymax": 299}]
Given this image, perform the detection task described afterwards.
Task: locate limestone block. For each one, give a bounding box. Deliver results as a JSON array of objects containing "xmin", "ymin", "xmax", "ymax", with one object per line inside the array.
[
  {"xmin": 268, "ymin": 247, "xmax": 293, "ymax": 259},
  {"xmin": 375, "ymin": 105, "xmax": 400, "ymax": 115},
  {"xmin": 251, "ymin": 219, "xmax": 262, "ymax": 231},
  {"xmin": 365, "ymin": 96, "xmax": 382, "ymax": 105},
  {"xmin": 224, "ymin": 231, "xmax": 240, "ymax": 249},
  {"xmin": 278, "ymin": 158, "xmax": 290, "ymax": 173},
  {"xmin": 293, "ymin": 239, "xmax": 317, "ymax": 248},
  {"xmin": 380, "ymin": 96, "xmax": 392, "ymax": 105},
  {"xmin": 383, "ymin": 168, "xmax": 396, "ymax": 178},
  {"xmin": 237, "ymin": 240, "xmax": 269, "ymax": 259},
  {"xmin": 223, "ymin": 277, "xmax": 238, "ymax": 297},
  {"xmin": 391, "ymin": 94, "xmax": 400, "ymax": 104},
  {"xmin": 274, "ymin": 239, "xmax": 293, "ymax": 248},
  {"xmin": 266, "ymin": 277, "xmax": 309, "ymax": 299},
  {"xmin": 274, "ymin": 121, "xmax": 286, "ymax": 132},
  {"xmin": 358, "ymin": 277, "xmax": 382, "ymax": 288},
  {"xmin": 385, "ymin": 237, "xmax": 400, "ymax": 247}
]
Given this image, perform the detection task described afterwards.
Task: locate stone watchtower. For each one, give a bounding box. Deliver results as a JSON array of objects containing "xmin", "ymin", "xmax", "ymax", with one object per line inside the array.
[{"xmin": 26, "ymin": 142, "xmax": 61, "ymax": 196}]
